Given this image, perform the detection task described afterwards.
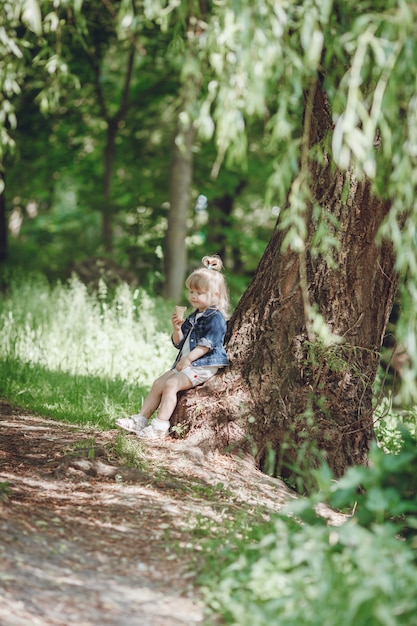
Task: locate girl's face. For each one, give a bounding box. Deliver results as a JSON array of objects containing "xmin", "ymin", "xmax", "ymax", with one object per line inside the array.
[{"xmin": 187, "ymin": 288, "xmax": 216, "ymax": 312}]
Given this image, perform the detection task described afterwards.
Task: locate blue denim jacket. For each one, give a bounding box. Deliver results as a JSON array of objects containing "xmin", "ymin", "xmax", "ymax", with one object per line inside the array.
[{"xmin": 172, "ymin": 307, "xmax": 228, "ymax": 368}]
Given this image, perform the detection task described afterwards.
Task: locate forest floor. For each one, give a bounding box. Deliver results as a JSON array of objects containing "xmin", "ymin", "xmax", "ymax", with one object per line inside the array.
[{"xmin": 0, "ymin": 400, "xmax": 343, "ymax": 626}]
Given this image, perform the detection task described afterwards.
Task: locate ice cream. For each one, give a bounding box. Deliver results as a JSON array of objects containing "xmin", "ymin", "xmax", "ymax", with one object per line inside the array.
[{"xmin": 175, "ymin": 305, "xmax": 187, "ymax": 321}]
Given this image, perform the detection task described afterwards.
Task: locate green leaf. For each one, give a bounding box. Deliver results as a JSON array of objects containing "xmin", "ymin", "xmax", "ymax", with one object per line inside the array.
[{"xmin": 21, "ymin": 0, "xmax": 42, "ymax": 35}]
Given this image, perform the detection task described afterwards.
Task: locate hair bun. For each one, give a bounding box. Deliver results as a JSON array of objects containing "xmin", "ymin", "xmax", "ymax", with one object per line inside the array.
[{"xmin": 202, "ymin": 255, "xmax": 223, "ymax": 271}]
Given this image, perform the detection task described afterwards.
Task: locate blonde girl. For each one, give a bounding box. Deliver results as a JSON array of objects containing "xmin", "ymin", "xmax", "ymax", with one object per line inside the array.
[{"xmin": 116, "ymin": 255, "xmax": 230, "ymax": 439}]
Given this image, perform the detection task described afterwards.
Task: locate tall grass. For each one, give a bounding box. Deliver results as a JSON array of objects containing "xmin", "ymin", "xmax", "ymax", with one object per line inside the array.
[{"xmin": 0, "ymin": 274, "xmax": 176, "ymax": 427}]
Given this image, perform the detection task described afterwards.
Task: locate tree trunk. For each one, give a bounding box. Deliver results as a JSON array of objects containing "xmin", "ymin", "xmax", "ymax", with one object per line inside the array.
[
  {"xmin": 0, "ymin": 170, "xmax": 7, "ymax": 262},
  {"xmin": 163, "ymin": 113, "xmax": 195, "ymax": 302},
  {"xmin": 102, "ymin": 119, "xmax": 117, "ymax": 252},
  {"xmin": 207, "ymin": 178, "xmax": 246, "ymax": 270},
  {"xmin": 206, "ymin": 193, "xmax": 233, "ymax": 261},
  {"xmin": 94, "ymin": 42, "xmax": 135, "ymax": 254},
  {"xmin": 171, "ymin": 85, "xmax": 399, "ymax": 484}
]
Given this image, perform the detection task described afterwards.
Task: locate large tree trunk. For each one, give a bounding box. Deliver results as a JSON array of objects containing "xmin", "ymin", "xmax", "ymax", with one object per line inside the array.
[{"xmin": 171, "ymin": 85, "xmax": 399, "ymax": 483}]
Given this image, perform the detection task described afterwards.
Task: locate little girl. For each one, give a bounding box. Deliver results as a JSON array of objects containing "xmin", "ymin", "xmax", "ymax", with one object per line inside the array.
[{"xmin": 116, "ymin": 255, "xmax": 230, "ymax": 439}]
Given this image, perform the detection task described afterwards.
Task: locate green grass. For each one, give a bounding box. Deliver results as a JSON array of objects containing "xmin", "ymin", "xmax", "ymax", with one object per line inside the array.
[
  {"xmin": 0, "ymin": 357, "xmax": 147, "ymax": 427},
  {"xmin": 0, "ymin": 273, "xmax": 176, "ymax": 427}
]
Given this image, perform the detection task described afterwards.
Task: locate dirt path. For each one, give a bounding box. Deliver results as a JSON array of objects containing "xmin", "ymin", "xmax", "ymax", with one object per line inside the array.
[{"xmin": 0, "ymin": 400, "xmax": 298, "ymax": 626}]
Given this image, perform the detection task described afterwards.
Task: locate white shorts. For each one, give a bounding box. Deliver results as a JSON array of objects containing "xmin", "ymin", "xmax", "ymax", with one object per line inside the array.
[{"xmin": 173, "ymin": 365, "xmax": 219, "ymax": 387}]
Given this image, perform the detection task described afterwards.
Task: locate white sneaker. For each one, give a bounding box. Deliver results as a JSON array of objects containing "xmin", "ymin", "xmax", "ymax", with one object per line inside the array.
[
  {"xmin": 136, "ymin": 422, "xmax": 169, "ymax": 440},
  {"xmin": 116, "ymin": 414, "xmax": 148, "ymax": 433}
]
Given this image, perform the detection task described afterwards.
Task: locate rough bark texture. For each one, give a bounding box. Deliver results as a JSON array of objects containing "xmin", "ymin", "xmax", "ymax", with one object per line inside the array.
[{"xmin": 171, "ymin": 84, "xmax": 399, "ymax": 482}]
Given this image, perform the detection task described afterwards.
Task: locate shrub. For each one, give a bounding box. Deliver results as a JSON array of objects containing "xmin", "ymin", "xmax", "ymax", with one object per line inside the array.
[
  {"xmin": 203, "ymin": 428, "xmax": 417, "ymax": 625},
  {"xmin": 205, "ymin": 516, "xmax": 417, "ymax": 626}
]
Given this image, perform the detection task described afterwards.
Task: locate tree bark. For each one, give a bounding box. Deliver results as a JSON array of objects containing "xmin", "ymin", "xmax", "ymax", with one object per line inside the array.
[
  {"xmin": 0, "ymin": 170, "xmax": 7, "ymax": 262},
  {"xmin": 102, "ymin": 118, "xmax": 118, "ymax": 252},
  {"xmin": 207, "ymin": 178, "xmax": 246, "ymax": 270},
  {"xmin": 88, "ymin": 35, "xmax": 135, "ymax": 253},
  {"xmin": 171, "ymin": 84, "xmax": 399, "ymax": 483},
  {"xmin": 163, "ymin": 12, "xmax": 203, "ymax": 302},
  {"xmin": 163, "ymin": 100, "xmax": 195, "ymax": 301}
]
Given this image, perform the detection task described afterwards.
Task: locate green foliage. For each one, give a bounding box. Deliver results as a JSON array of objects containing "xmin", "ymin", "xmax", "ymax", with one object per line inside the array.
[
  {"xmin": 204, "ymin": 516, "xmax": 417, "ymax": 626},
  {"xmin": 4, "ymin": 0, "xmax": 179, "ymax": 282},
  {"xmin": 0, "ymin": 481, "xmax": 11, "ymax": 503},
  {"xmin": 0, "ymin": 274, "xmax": 175, "ymax": 382},
  {"xmin": 0, "ymin": 0, "xmax": 81, "ymax": 163},
  {"xmin": 374, "ymin": 396, "xmax": 417, "ymax": 454},
  {"xmin": 288, "ymin": 426, "xmax": 417, "ymax": 537},
  {"xmin": 202, "ymin": 428, "xmax": 417, "ymax": 625},
  {"xmin": 3, "ymin": 0, "xmax": 417, "ymax": 402},
  {"xmin": 328, "ymin": 428, "xmax": 417, "ymax": 531},
  {"xmin": 6, "ymin": 201, "xmax": 102, "ymax": 281},
  {"xmin": 0, "ymin": 0, "xmax": 46, "ymax": 160}
]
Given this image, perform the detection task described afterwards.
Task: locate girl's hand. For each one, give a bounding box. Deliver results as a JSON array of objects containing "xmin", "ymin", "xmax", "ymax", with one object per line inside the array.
[
  {"xmin": 176, "ymin": 356, "xmax": 191, "ymax": 371},
  {"xmin": 172, "ymin": 312, "xmax": 183, "ymax": 331}
]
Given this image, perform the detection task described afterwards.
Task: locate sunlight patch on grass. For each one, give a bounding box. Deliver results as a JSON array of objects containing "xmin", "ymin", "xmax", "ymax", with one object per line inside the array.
[
  {"xmin": 0, "ymin": 275, "xmax": 175, "ymax": 385},
  {"xmin": 0, "ymin": 275, "xmax": 175, "ymax": 428}
]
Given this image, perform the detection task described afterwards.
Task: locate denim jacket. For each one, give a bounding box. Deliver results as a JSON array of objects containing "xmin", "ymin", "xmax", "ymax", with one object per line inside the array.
[{"xmin": 172, "ymin": 307, "xmax": 228, "ymax": 368}]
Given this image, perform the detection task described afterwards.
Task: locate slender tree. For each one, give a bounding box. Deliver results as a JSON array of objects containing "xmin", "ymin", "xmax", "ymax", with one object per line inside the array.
[
  {"xmin": 164, "ymin": 79, "xmax": 196, "ymax": 301},
  {"xmin": 163, "ymin": 9, "xmax": 205, "ymax": 300},
  {"xmin": 69, "ymin": 0, "xmax": 142, "ymax": 252},
  {"xmin": 0, "ymin": 171, "xmax": 6, "ymax": 261}
]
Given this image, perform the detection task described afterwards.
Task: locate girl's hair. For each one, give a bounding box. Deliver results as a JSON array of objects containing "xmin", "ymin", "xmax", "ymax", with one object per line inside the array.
[{"xmin": 185, "ymin": 255, "xmax": 230, "ymax": 318}]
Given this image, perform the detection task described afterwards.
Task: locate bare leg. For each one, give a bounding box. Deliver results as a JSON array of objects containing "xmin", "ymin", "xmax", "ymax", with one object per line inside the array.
[
  {"xmin": 139, "ymin": 370, "xmax": 174, "ymax": 419},
  {"xmin": 157, "ymin": 371, "xmax": 193, "ymax": 422},
  {"xmin": 117, "ymin": 370, "xmax": 191, "ymax": 435}
]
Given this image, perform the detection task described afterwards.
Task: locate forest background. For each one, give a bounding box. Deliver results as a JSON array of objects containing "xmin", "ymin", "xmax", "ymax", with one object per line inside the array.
[{"xmin": 0, "ymin": 0, "xmax": 275, "ymax": 303}]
